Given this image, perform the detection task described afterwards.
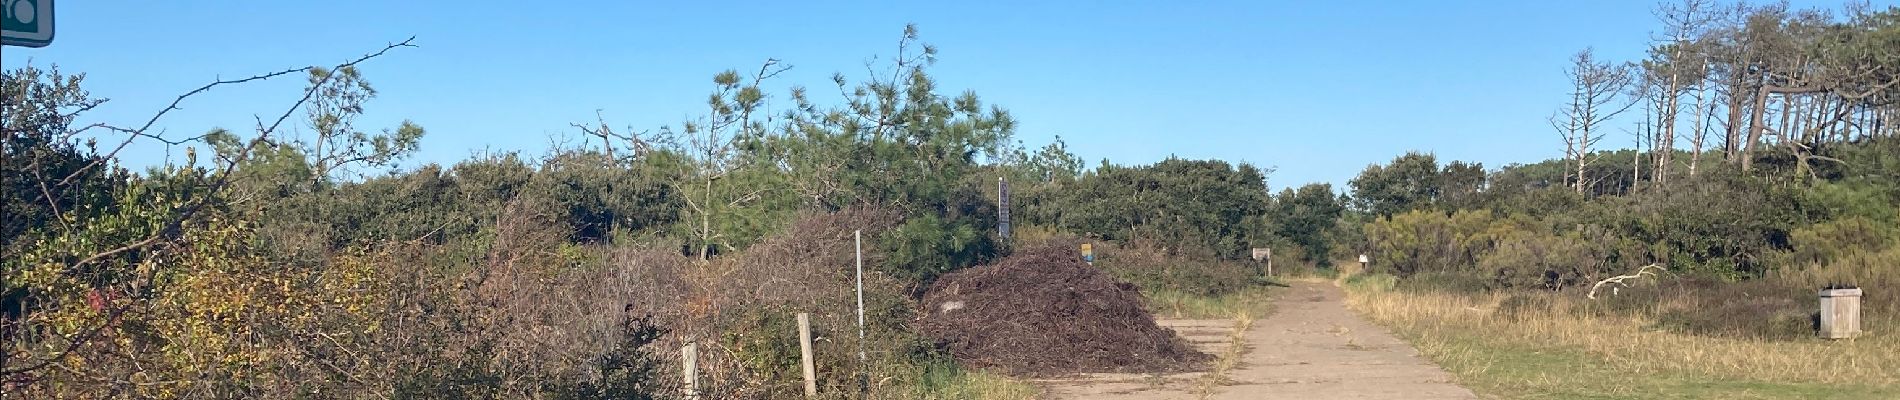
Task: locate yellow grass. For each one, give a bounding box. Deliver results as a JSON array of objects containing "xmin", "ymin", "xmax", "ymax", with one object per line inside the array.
[{"xmin": 1343, "ymin": 282, "xmax": 1900, "ymax": 387}]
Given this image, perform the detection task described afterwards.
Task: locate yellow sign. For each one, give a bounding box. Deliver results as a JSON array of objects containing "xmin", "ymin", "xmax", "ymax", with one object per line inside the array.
[{"xmin": 1080, "ymin": 243, "xmax": 1094, "ymax": 264}]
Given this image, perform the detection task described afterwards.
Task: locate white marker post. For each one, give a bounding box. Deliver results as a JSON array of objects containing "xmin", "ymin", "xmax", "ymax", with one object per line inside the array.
[{"xmin": 854, "ymin": 230, "xmax": 866, "ymax": 366}]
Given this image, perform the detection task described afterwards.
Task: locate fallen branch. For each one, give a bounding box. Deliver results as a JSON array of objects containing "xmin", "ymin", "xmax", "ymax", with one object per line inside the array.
[{"xmin": 1587, "ymin": 264, "xmax": 1666, "ymax": 300}]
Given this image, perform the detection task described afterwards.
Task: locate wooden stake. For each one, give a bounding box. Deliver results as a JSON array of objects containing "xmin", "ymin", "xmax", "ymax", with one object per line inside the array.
[
  {"xmin": 798, "ymin": 312, "xmax": 817, "ymax": 396},
  {"xmin": 681, "ymin": 343, "xmax": 699, "ymax": 399}
]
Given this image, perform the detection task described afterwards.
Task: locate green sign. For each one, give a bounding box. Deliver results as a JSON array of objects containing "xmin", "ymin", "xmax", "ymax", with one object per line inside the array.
[{"xmin": 2, "ymin": 0, "xmax": 54, "ymax": 48}]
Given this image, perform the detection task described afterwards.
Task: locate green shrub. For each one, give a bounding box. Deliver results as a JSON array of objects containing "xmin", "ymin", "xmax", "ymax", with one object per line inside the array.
[
  {"xmin": 1364, "ymin": 209, "xmax": 1518, "ymax": 276},
  {"xmin": 1782, "ymin": 216, "xmax": 1897, "ymax": 267},
  {"xmin": 1097, "ymin": 241, "xmax": 1259, "ymax": 297},
  {"xmin": 1344, "ymin": 273, "xmax": 1397, "ymax": 292}
]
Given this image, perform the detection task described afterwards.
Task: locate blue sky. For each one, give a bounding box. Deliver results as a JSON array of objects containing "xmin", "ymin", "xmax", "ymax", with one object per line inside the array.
[{"xmin": 0, "ymin": 0, "xmax": 1853, "ymax": 188}]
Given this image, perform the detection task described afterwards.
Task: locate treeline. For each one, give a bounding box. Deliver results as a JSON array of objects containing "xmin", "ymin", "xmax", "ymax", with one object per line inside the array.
[
  {"xmin": 1, "ymin": 26, "xmax": 1326, "ymax": 398},
  {"xmin": 1355, "ymin": 1, "xmax": 1898, "ymax": 283},
  {"xmin": 1349, "ymin": 1, "xmax": 1898, "ymax": 341},
  {"xmin": 5, "ymin": 2, "xmax": 1895, "ymax": 397},
  {"xmin": 1553, "ymin": 0, "xmax": 1898, "ymax": 191}
]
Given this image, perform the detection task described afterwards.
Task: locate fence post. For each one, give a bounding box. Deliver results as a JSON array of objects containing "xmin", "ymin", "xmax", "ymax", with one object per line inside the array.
[
  {"xmin": 681, "ymin": 343, "xmax": 699, "ymax": 399},
  {"xmin": 798, "ymin": 312, "xmax": 818, "ymax": 397}
]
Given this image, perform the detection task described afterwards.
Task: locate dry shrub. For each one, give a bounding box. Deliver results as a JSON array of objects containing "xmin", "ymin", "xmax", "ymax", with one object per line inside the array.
[
  {"xmin": 717, "ymin": 207, "xmax": 904, "ymax": 308},
  {"xmin": 618, "ymin": 207, "xmax": 943, "ymax": 398},
  {"xmin": 355, "ymin": 197, "xmax": 691, "ymax": 398}
]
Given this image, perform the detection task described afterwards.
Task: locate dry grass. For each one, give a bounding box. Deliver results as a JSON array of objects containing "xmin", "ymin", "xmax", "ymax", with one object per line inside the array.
[
  {"xmin": 1342, "ymin": 278, "xmax": 1900, "ymax": 397},
  {"xmin": 1194, "ymin": 312, "xmax": 1255, "ymax": 399}
]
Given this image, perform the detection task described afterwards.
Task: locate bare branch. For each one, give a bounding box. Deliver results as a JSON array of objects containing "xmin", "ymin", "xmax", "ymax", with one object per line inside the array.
[{"xmin": 4, "ymin": 36, "xmax": 418, "ymax": 379}]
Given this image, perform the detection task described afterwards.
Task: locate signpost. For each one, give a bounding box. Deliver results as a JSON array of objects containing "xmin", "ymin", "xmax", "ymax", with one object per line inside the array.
[
  {"xmin": 1251, "ymin": 248, "xmax": 1272, "ymax": 276},
  {"xmin": 2, "ymin": 0, "xmax": 54, "ymax": 48},
  {"xmin": 1080, "ymin": 243, "xmax": 1093, "ymax": 265},
  {"xmin": 997, "ymin": 177, "xmax": 1011, "ymax": 240}
]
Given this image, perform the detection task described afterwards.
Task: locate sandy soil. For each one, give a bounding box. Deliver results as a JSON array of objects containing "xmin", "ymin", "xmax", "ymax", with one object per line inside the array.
[{"xmin": 1041, "ymin": 281, "xmax": 1477, "ymax": 399}]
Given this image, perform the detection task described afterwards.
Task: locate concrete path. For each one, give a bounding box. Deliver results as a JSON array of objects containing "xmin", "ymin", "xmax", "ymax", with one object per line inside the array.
[{"xmin": 1043, "ymin": 281, "xmax": 1477, "ymax": 399}]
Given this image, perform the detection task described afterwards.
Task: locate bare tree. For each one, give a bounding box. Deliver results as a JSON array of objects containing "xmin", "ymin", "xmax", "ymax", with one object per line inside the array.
[
  {"xmin": 1646, "ymin": 0, "xmax": 1719, "ymax": 184},
  {"xmin": 570, "ymin": 109, "xmax": 655, "ymax": 160},
  {"xmin": 1687, "ymin": 75, "xmax": 1716, "ymax": 176},
  {"xmin": 1553, "ymin": 48, "xmax": 1640, "ymax": 195}
]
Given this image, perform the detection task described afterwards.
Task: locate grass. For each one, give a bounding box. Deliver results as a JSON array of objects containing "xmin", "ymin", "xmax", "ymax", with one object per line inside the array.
[
  {"xmin": 1142, "ymin": 283, "xmax": 1281, "ymax": 320},
  {"xmin": 1341, "ymin": 277, "xmax": 1900, "ymax": 399},
  {"xmin": 898, "ymin": 361, "xmax": 1041, "ymax": 400},
  {"xmin": 1194, "ymin": 311, "xmax": 1255, "ymax": 399}
]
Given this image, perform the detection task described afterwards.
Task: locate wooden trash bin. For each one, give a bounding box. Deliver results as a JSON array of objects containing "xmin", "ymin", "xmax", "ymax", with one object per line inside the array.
[{"xmin": 1820, "ymin": 287, "xmax": 1863, "ymax": 339}]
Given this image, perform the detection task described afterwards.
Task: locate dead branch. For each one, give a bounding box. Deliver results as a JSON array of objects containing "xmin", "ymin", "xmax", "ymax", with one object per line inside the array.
[{"xmin": 1587, "ymin": 264, "xmax": 1667, "ymax": 300}]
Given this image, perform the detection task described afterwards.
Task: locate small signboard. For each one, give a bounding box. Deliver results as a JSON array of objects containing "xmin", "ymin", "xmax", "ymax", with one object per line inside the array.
[
  {"xmin": 1080, "ymin": 243, "xmax": 1094, "ymax": 265},
  {"xmin": 1250, "ymin": 248, "xmax": 1271, "ymax": 262},
  {"xmin": 1358, "ymin": 254, "xmax": 1369, "ymax": 264},
  {"xmin": 2, "ymin": 0, "xmax": 54, "ymax": 48}
]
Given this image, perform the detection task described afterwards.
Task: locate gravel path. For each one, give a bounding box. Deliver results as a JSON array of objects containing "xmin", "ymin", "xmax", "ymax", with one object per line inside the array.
[{"xmin": 1043, "ymin": 281, "xmax": 1477, "ymax": 399}]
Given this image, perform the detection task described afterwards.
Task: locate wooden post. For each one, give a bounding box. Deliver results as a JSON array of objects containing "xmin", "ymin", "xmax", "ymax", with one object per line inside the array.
[
  {"xmin": 681, "ymin": 343, "xmax": 699, "ymax": 399},
  {"xmin": 1820, "ymin": 287, "xmax": 1863, "ymax": 339},
  {"xmin": 798, "ymin": 313, "xmax": 817, "ymax": 397}
]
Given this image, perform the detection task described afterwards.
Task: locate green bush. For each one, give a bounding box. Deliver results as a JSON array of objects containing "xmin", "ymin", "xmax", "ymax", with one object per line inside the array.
[
  {"xmin": 1097, "ymin": 241, "xmax": 1259, "ymax": 297},
  {"xmin": 1032, "ymin": 158, "xmax": 1271, "ymax": 260},
  {"xmin": 1343, "ymin": 273, "xmax": 1397, "ymax": 292},
  {"xmin": 1364, "ymin": 209, "xmax": 1517, "ymax": 276},
  {"xmin": 1782, "ymin": 216, "xmax": 1897, "ymax": 267}
]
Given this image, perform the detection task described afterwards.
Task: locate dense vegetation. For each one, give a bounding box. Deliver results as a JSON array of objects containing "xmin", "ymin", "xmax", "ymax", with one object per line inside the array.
[
  {"xmin": 3, "ymin": 1, "xmax": 1896, "ymax": 398},
  {"xmin": 0, "ymin": 26, "xmax": 1309, "ymax": 398},
  {"xmin": 1348, "ymin": 2, "xmax": 1898, "ymax": 342}
]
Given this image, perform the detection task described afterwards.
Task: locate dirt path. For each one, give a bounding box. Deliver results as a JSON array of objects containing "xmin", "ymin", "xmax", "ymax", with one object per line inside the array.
[{"xmin": 1043, "ymin": 281, "xmax": 1476, "ymax": 399}]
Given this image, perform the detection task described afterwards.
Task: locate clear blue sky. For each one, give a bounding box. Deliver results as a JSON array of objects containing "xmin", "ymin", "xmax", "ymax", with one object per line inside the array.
[{"xmin": 0, "ymin": 0, "xmax": 1851, "ymax": 188}]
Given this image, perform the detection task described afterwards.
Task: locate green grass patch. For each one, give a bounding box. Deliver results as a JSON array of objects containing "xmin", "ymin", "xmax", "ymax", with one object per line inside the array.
[
  {"xmin": 897, "ymin": 361, "xmax": 1040, "ymax": 400},
  {"xmin": 1403, "ymin": 329, "xmax": 1895, "ymax": 399},
  {"xmin": 1141, "ymin": 284, "xmax": 1278, "ymax": 319}
]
